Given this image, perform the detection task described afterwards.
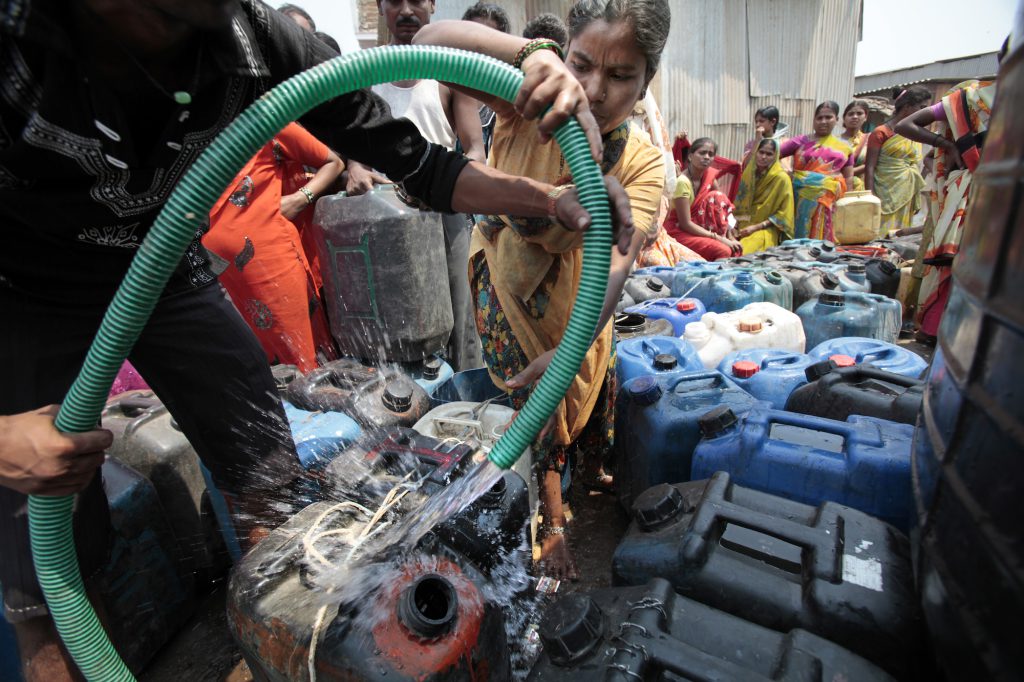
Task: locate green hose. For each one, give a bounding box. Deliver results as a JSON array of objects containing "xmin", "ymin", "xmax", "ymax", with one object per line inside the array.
[{"xmin": 28, "ymin": 45, "xmax": 611, "ymax": 680}]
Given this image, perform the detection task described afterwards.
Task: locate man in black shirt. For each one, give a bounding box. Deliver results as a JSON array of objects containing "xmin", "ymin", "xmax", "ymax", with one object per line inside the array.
[{"xmin": 0, "ymin": 1, "xmax": 630, "ymax": 678}]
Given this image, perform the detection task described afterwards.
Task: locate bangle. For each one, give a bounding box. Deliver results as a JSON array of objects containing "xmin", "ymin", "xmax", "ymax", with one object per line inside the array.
[
  {"xmin": 513, "ymin": 38, "xmax": 564, "ymax": 70},
  {"xmin": 541, "ymin": 524, "xmax": 566, "ymax": 536},
  {"xmin": 932, "ymin": 131, "xmax": 944, "ymax": 148},
  {"xmin": 547, "ymin": 184, "xmax": 574, "ymax": 229},
  {"xmin": 299, "ymin": 186, "xmax": 315, "ymax": 204}
]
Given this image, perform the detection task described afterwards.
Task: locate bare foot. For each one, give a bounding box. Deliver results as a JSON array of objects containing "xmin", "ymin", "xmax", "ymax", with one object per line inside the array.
[{"xmin": 539, "ymin": 533, "xmax": 579, "ymax": 582}]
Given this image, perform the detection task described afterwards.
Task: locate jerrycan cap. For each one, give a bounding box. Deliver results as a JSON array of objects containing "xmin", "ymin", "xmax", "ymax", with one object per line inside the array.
[
  {"xmin": 820, "ymin": 291, "xmax": 845, "ymax": 306},
  {"xmin": 699, "ymin": 406, "xmax": 739, "ymax": 438},
  {"xmin": 805, "ymin": 359, "xmax": 839, "ymax": 382},
  {"xmin": 633, "ymin": 483, "xmax": 686, "ymax": 531},
  {"xmin": 539, "ymin": 594, "xmax": 605, "ymax": 667},
  {"xmin": 627, "ymin": 376, "xmax": 662, "ymax": 405},
  {"xmin": 645, "ymin": 277, "xmax": 667, "ymax": 293},
  {"xmin": 732, "ymin": 360, "xmax": 760, "ymax": 379},
  {"xmin": 809, "ymin": 247, "xmax": 822, "ymax": 258},
  {"xmin": 398, "ymin": 574, "xmax": 458, "ymax": 639},
  {"xmin": 846, "ymin": 261, "xmax": 867, "ymax": 274},
  {"xmin": 821, "ymin": 272, "xmax": 841, "ymax": 289},
  {"xmin": 676, "ymin": 299, "xmax": 698, "ymax": 313},
  {"xmin": 615, "ymin": 313, "xmax": 646, "ymax": 334},
  {"xmin": 880, "ymin": 260, "xmax": 898, "ymax": 275},
  {"xmin": 421, "ymin": 356, "xmax": 443, "ymax": 380},
  {"xmin": 739, "ymin": 318, "xmax": 763, "ymax": 333},
  {"xmin": 829, "ymin": 354, "xmax": 857, "ymax": 368},
  {"xmin": 821, "ymin": 240, "xmax": 836, "ymax": 251},
  {"xmin": 653, "ymin": 354, "xmax": 678, "ymax": 371},
  {"xmin": 382, "ymin": 381, "xmax": 414, "ymax": 412}
]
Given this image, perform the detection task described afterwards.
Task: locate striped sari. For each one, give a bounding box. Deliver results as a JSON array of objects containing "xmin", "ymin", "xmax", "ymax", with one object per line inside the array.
[{"xmin": 782, "ymin": 134, "xmax": 853, "ymax": 240}]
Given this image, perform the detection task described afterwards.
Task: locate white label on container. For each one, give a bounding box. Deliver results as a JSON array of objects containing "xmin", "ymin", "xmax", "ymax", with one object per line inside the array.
[{"xmin": 842, "ymin": 554, "xmax": 884, "ymax": 591}]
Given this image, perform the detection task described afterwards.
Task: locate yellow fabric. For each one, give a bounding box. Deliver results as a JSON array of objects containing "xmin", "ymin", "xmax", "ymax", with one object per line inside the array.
[
  {"xmin": 734, "ymin": 143, "xmax": 795, "ymax": 251},
  {"xmin": 673, "ymin": 174, "xmax": 694, "ymax": 201},
  {"xmin": 876, "ymin": 134, "xmax": 925, "ymax": 235},
  {"xmin": 473, "ymin": 115, "xmax": 664, "ymax": 446}
]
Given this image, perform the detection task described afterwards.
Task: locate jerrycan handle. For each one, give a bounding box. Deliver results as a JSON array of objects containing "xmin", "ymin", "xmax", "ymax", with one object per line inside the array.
[
  {"xmin": 682, "ymin": 473, "xmax": 840, "ymax": 580},
  {"xmin": 759, "ymin": 354, "xmax": 804, "ymax": 370},
  {"xmin": 764, "ymin": 408, "xmax": 883, "ymax": 448},
  {"xmin": 667, "ymin": 370, "xmax": 727, "ymax": 393},
  {"xmin": 640, "ymin": 338, "xmax": 661, "ymax": 358},
  {"xmin": 852, "ymin": 346, "xmax": 896, "ymax": 364},
  {"xmin": 839, "ymin": 364, "xmax": 922, "ymax": 389}
]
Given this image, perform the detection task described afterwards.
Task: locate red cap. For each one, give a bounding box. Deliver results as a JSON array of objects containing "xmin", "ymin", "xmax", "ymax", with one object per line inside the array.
[
  {"xmin": 830, "ymin": 354, "xmax": 856, "ymax": 368},
  {"xmin": 732, "ymin": 361, "xmax": 760, "ymax": 379},
  {"xmin": 677, "ymin": 299, "xmax": 698, "ymax": 313}
]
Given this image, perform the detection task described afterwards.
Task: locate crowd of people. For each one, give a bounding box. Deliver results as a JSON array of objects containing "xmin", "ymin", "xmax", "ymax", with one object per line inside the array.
[{"xmin": 0, "ymin": 1, "xmax": 1004, "ymax": 678}]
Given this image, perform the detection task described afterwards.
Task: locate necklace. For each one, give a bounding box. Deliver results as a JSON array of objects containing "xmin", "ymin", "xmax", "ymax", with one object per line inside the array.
[{"xmin": 117, "ymin": 43, "xmax": 204, "ymax": 105}]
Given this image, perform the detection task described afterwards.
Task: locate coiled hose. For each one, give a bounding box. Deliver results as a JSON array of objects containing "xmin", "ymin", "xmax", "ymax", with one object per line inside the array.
[{"xmin": 28, "ymin": 45, "xmax": 611, "ymax": 681}]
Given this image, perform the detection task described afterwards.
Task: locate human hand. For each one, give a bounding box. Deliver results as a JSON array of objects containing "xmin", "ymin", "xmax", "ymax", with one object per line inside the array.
[
  {"xmin": 941, "ymin": 139, "xmax": 964, "ymax": 172},
  {"xmin": 506, "ymin": 349, "xmax": 556, "ymax": 391},
  {"xmin": 736, "ymin": 225, "xmax": 756, "ymax": 239},
  {"xmin": 345, "ymin": 161, "xmax": 389, "ymax": 196},
  {"xmin": 280, "ymin": 192, "xmax": 308, "ymax": 220},
  {"xmin": 515, "ymin": 49, "xmax": 603, "ymax": 161},
  {"xmin": 756, "ymin": 125, "xmax": 766, "ymax": 138},
  {"xmin": 0, "ymin": 406, "xmax": 112, "ymax": 496},
  {"xmin": 553, "ymin": 176, "xmax": 635, "ymax": 256}
]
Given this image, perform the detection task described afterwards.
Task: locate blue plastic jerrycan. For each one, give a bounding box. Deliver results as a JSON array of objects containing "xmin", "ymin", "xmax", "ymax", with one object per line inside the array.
[
  {"xmin": 623, "ymin": 296, "xmax": 706, "ymax": 336},
  {"xmin": 698, "ymin": 270, "xmax": 765, "ymax": 313},
  {"xmin": 809, "ymin": 337, "xmax": 928, "ymax": 379},
  {"xmin": 796, "ymin": 291, "xmax": 902, "ymax": 348},
  {"xmin": 614, "ymin": 370, "xmax": 766, "ymax": 511},
  {"xmin": 617, "ymin": 335, "xmax": 704, "ymax": 386},
  {"xmin": 717, "ymin": 349, "xmax": 816, "ymax": 409},
  {"xmin": 692, "ymin": 406, "xmax": 916, "ymax": 530},
  {"xmin": 282, "ymin": 401, "xmax": 362, "ymax": 471}
]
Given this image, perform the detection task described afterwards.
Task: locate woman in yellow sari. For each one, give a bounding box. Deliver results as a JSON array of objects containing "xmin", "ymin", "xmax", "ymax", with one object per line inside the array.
[
  {"xmin": 865, "ymin": 86, "xmax": 932, "ymax": 235},
  {"xmin": 734, "ymin": 138, "xmax": 795, "ymax": 252},
  {"xmin": 416, "ymin": 0, "xmax": 669, "ymax": 580},
  {"xmin": 840, "ymin": 100, "xmax": 870, "ymax": 191}
]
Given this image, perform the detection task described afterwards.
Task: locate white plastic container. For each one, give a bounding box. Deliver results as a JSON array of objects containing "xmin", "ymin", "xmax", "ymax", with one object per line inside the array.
[
  {"xmin": 412, "ymin": 401, "xmax": 538, "ymax": 542},
  {"xmin": 834, "ymin": 190, "xmax": 882, "ymax": 245},
  {"xmin": 683, "ymin": 302, "xmax": 807, "ymax": 368}
]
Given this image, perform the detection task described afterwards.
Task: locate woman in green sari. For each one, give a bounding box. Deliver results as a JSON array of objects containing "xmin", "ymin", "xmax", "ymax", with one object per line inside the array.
[{"xmin": 735, "ymin": 138, "xmax": 795, "ymax": 253}]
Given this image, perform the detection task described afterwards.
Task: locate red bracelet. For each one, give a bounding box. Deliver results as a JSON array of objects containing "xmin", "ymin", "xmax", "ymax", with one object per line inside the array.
[{"xmin": 513, "ymin": 38, "xmax": 564, "ymax": 70}]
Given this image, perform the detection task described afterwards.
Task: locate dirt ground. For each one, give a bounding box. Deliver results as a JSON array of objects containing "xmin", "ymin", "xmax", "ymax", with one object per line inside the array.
[{"xmin": 141, "ymin": 336, "xmax": 935, "ymax": 681}]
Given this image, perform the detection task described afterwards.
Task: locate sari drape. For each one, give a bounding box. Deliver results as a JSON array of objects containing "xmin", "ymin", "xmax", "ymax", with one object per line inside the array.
[{"xmin": 734, "ymin": 146, "xmax": 795, "ymax": 253}]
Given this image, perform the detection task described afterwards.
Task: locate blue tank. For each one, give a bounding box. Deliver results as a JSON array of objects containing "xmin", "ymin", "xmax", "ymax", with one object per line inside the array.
[
  {"xmin": 696, "ymin": 270, "xmax": 765, "ymax": 313},
  {"xmin": 282, "ymin": 401, "xmax": 362, "ymax": 471},
  {"xmin": 616, "ymin": 335, "xmax": 704, "ymax": 386},
  {"xmin": 717, "ymin": 349, "xmax": 815, "ymax": 409},
  {"xmin": 796, "ymin": 291, "xmax": 902, "ymax": 348},
  {"xmin": 623, "ymin": 296, "xmax": 706, "ymax": 335},
  {"xmin": 403, "ymin": 355, "xmax": 455, "ymax": 396},
  {"xmin": 0, "ymin": 607, "xmax": 18, "ymax": 682},
  {"xmin": 809, "ymin": 337, "xmax": 928, "ymax": 378},
  {"xmin": 691, "ymin": 406, "xmax": 915, "ymax": 530},
  {"xmin": 614, "ymin": 370, "xmax": 765, "ymax": 511}
]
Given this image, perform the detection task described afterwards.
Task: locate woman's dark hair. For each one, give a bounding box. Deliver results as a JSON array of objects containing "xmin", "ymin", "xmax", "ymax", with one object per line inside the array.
[
  {"xmin": 523, "ymin": 13, "xmax": 569, "ymax": 47},
  {"xmin": 463, "ymin": 3, "xmax": 511, "ymax": 34},
  {"xmin": 815, "ymin": 100, "xmax": 841, "ymax": 117},
  {"xmin": 892, "ymin": 85, "xmax": 932, "ymax": 111},
  {"xmin": 755, "ymin": 106, "xmax": 780, "ymax": 126},
  {"xmin": 565, "ymin": 0, "xmax": 671, "ymax": 86},
  {"xmin": 843, "ymin": 99, "xmax": 869, "ymax": 117},
  {"xmin": 278, "ymin": 4, "xmax": 315, "ymax": 31},
  {"xmin": 689, "ymin": 137, "xmax": 717, "ymax": 156},
  {"xmin": 756, "ymin": 138, "xmax": 778, "ymax": 154}
]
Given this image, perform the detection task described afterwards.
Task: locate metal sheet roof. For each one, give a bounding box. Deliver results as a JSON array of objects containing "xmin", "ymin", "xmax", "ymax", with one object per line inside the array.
[{"xmin": 855, "ymin": 52, "xmax": 1000, "ymax": 95}]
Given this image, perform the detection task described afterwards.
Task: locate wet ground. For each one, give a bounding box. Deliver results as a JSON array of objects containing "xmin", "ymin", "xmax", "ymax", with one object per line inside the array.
[{"xmin": 142, "ymin": 336, "xmax": 935, "ymax": 681}]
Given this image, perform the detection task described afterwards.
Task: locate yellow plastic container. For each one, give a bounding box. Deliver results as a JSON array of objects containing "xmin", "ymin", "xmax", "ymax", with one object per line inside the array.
[{"xmin": 834, "ymin": 190, "xmax": 882, "ymax": 245}]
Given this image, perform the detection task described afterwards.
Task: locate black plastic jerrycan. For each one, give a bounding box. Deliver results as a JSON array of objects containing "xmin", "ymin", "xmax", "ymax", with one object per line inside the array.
[{"xmin": 786, "ymin": 360, "xmax": 924, "ymax": 424}]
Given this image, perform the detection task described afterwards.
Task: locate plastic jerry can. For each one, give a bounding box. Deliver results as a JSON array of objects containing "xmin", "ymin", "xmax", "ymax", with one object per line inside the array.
[
  {"xmin": 430, "ymin": 367, "xmax": 513, "ymax": 407},
  {"xmin": 692, "ymin": 406, "xmax": 916, "ymax": 529},
  {"xmin": 834, "ymin": 190, "xmax": 883, "ymax": 244},
  {"xmin": 102, "ymin": 392, "xmax": 230, "ymax": 583},
  {"xmin": 683, "ymin": 302, "xmax": 806, "ymax": 369},
  {"xmin": 622, "ymin": 273, "xmax": 671, "ymax": 302},
  {"xmin": 837, "ymin": 255, "xmax": 901, "ymax": 298},
  {"xmin": 751, "ymin": 268, "xmax": 794, "ymax": 310},
  {"xmin": 792, "ymin": 241, "xmax": 841, "ymax": 263},
  {"xmin": 615, "ymin": 288, "xmax": 633, "ymax": 313},
  {"xmin": 623, "ymin": 296, "xmax": 705, "ymax": 335},
  {"xmin": 0, "ymin": 604, "xmax": 20, "ymax": 682},
  {"xmin": 313, "ymin": 185, "xmax": 453, "ymax": 362},
  {"xmin": 796, "ymin": 291, "xmax": 902, "ymax": 348},
  {"xmin": 615, "ymin": 335, "xmax": 704, "ymax": 387},
  {"xmin": 778, "ymin": 263, "xmax": 843, "ymax": 308},
  {"xmin": 100, "ymin": 459, "xmax": 196, "ymax": 674},
  {"xmin": 613, "ymin": 370, "xmax": 765, "ymax": 511},
  {"xmin": 609, "ymin": 474, "xmax": 920, "ymax": 678},
  {"xmin": 270, "ymin": 363, "xmax": 301, "ymax": 394},
  {"xmin": 612, "ymin": 312, "xmax": 674, "ymax": 341},
  {"xmin": 786, "ymin": 361, "xmax": 924, "ymax": 424},
  {"xmin": 413, "ymin": 401, "xmax": 537, "ymax": 543},
  {"xmin": 281, "ymin": 400, "xmax": 362, "ymax": 471},
  {"xmin": 527, "ymin": 577, "xmax": 895, "ymax": 681},
  {"xmin": 228, "ymin": 503, "xmax": 513, "ymax": 682},
  {"xmin": 782, "ymin": 238, "xmax": 835, "ymax": 249},
  {"xmin": 403, "ymin": 355, "xmax": 455, "ymax": 396},
  {"xmin": 287, "ymin": 357, "xmax": 431, "ymax": 429},
  {"xmin": 868, "ymin": 234, "xmax": 921, "ymax": 261},
  {"xmin": 808, "ymin": 337, "xmax": 928, "ymax": 378},
  {"xmin": 717, "ymin": 348, "xmax": 816, "ymax": 409},
  {"xmin": 696, "ymin": 270, "xmax": 764, "ymax": 313},
  {"xmin": 833, "ymin": 261, "xmax": 872, "ymax": 294}
]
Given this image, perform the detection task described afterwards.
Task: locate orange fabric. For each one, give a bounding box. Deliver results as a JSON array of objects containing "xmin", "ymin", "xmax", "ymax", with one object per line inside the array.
[
  {"xmin": 279, "ymin": 126, "xmax": 331, "ymax": 291},
  {"xmin": 203, "ymin": 123, "xmax": 336, "ymax": 372}
]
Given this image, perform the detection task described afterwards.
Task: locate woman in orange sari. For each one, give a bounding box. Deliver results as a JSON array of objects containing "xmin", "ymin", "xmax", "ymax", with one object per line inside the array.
[{"xmin": 203, "ymin": 123, "xmax": 343, "ymax": 372}]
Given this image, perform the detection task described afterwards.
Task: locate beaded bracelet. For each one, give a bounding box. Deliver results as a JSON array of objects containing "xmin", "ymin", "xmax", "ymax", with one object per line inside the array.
[
  {"xmin": 299, "ymin": 186, "xmax": 315, "ymax": 204},
  {"xmin": 547, "ymin": 184, "xmax": 575, "ymax": 229},
  {"xmin": 513, "ymin": 38, "xmax": 564, "ymax": 70}
]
